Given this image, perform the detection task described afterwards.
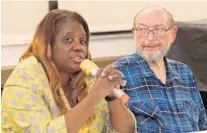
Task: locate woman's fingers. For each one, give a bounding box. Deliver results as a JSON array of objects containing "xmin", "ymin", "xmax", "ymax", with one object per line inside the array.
[
  {"xmin": 107, "ymin": 69, "xmax": 119, "ymax": 80},
  {"xmin": 95, "ymin": 68, "xmax": 103, "ymax": 77},
  {"xmin": 101, "ymin": 66, "xmax": 124, "ymax": 81},
  {"xmin": 95, "ymin": 65, "xmax": 126, "ymax": 93},
  {"xmin": 100, "ymin": 65, "xmax": 114, "ymax": 77},
  {"xmin": 115, "ymin": 84, "xmax": 121, "ymax": 89},
  {"xmin": 99, "ymin": 65, "xmax": 124, "ymax": 81},
  {"xmin": 115, "ymin": 80, "xmax": 127, "ymax": 88},
  {"xmin": 109, "ymin": 70, "xmax": 124, "ymax": 80},
  {"xmin": 119, "ymin": 80, "xmax": 127, "ymax": 86}
]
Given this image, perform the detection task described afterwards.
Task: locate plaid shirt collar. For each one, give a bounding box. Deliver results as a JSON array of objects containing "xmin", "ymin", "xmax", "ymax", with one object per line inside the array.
[{"xmin": 131, "ymin": 53, "xmax": 180, "ymax": 83}]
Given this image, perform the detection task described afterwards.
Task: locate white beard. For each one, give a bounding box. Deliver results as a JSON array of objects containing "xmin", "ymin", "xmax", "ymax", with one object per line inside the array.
[{"xmin": 137, "ymin": 42, "xmax": 172, "ymax": 62}]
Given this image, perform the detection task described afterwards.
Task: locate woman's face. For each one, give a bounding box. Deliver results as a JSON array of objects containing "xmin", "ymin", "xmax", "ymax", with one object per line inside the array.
[{"xmin": 51, "ymin": 20, "xmax": 87, "ymax": 74}]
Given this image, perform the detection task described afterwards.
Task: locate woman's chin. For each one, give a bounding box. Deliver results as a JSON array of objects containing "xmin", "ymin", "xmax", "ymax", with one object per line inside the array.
[{"xmin": 69, "ymin": 65, "xmax": 81, "ymax": 74}]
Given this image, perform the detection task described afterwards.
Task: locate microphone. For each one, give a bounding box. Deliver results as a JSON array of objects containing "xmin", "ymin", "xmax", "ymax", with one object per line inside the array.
[{"xmin": 80, "ymin": 59, "xmax": 129, "ymax": 103}]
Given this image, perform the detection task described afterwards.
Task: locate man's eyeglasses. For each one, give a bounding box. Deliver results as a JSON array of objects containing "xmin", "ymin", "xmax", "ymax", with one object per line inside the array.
[{"xmin": 134, "ymin": 26, "xmax": 173, "ymax": 37}]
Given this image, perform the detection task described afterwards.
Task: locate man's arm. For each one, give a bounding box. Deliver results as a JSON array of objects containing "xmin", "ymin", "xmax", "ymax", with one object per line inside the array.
[{"xmin": 191, "ymin": 76, "xmax": 207, "ymax": 130}]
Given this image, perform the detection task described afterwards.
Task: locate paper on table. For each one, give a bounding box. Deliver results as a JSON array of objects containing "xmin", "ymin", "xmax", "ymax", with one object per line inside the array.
[{"xmin": 189, "ymin": 130, "xmax": 207, "ymax": 133}]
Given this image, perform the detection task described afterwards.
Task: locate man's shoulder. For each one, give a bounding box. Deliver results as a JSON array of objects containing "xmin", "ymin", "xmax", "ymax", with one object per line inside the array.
[
  {"xmin": 113, "ymin": 53, "xmax": 142, "ymax": 67},
  {"xmin": 113, "ymin": 55, "xmax": 134, "ymax": 64},
  {"xmin": 167, "ymin": 59, "xmax": 193, "ymax": 72},
  {"xmin": 167, "ymin": 58, "xmax": 194, "ymax": 80}
]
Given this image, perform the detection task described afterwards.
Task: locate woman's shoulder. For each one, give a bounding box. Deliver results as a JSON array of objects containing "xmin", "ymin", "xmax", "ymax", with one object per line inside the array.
[
  {"xmin": 10, "ymin": 56, "xmax": 44, "ymax": 77},
  {"xmin": 4, "ymin": 56, "xmax": 49, "ymax": 94},
  {"xmin": 18, "ymin": 56, "xmax": 41, "ymax": 72}
]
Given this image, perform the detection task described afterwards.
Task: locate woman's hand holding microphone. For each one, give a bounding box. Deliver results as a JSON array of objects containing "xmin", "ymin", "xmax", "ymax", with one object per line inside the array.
[{"xmin": 80, "ymin": 60, "xmax": 129, "ymax": 103}]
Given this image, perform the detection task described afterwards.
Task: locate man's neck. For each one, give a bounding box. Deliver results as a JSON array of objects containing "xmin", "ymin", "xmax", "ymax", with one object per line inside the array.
[
  {"xmin": 147, "ymin": 57, "xmax": 166, "ymax": 84},
  {"xmin": 148, "ymin": 57, "xmax": 165, "ymax": 70}
]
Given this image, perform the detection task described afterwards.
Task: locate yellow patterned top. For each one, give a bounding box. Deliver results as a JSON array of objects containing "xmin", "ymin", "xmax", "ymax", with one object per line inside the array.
[{"xmin": 1, "ymin": 56, "xmax": 117, "ymax": 133}]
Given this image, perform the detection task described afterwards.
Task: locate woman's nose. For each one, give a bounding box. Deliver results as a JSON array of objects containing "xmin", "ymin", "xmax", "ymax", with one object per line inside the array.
[{"xmin": 72, "ymin": 41, "xmax": 83, "ymax": 51}]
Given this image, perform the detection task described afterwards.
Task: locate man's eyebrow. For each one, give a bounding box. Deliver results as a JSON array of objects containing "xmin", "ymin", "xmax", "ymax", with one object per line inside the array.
[
  {"xmin": 153, "ymin": 24, "xmax": 166, "ymax": 27},
  {"xmin": 137, "ymin": 23, "xmax": 166, "ymax": 27},
  {"xmin": 136, "ymin": 23, "xmax": 148, "ymax": 27}
]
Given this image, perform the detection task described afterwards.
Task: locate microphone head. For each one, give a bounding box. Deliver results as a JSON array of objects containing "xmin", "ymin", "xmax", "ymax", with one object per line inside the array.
[{"xmin": 80, "ymin": 59, "xmax": 99, "ymax": 76}]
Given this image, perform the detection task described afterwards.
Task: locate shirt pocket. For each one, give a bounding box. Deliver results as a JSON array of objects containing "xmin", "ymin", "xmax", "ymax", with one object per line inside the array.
[
  {"xmin": 182, "ymin": 99, "xmax": 199, "ymax": 127},
  {"xmin": 179, "ymin": 80, "xmax": 200, "ymax": 128},
  {"xmin": 128, "ymin": 100, "xmax": 164, "ymax": 126}
]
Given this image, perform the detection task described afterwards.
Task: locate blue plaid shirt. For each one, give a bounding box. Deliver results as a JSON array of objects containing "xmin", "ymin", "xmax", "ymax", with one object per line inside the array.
[{"xmin": 113, "ymin": 53, "xmax": 207, "ymax": 133}]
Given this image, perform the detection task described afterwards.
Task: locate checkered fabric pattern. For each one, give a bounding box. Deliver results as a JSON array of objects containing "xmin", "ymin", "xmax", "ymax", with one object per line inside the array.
[{"xmin": 113, "ymin": 53, "xmax": 207, "ymax": 133}]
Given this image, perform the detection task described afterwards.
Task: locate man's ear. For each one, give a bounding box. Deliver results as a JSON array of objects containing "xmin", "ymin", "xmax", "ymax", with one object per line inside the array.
[
  {"xmin": 132, "ymin": 27, "xmax": 135, "ymax": 34},
  {"xmin": 171, "ymin": 26, "xmax": 178, "ymax": 42}
]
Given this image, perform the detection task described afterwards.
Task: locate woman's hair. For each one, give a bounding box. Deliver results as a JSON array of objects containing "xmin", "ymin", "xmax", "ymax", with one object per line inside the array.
[{"xmin": 20, "ymin": 9, "xmax": 91, "ymax": 115}]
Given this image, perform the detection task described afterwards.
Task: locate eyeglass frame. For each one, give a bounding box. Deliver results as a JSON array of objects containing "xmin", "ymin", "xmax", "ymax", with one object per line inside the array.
[{"xmin": 134, "ymin": 25, "xmax": 174, "ymax": 37}]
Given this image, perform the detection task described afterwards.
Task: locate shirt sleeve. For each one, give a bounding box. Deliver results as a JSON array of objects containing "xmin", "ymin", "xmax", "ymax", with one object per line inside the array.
[
  {"xmin": 101, "ymin": 101, "xmax": 118, "ymax": 133},
  {"xmin": 194, "ymin": 90, "xmax": 207, "ymax": 130},
  {"xmin": 2, "ymin": 85, "xmax": 67, "ymax": 133},
  {"xmin": 102, "ymin": 100, "xmax": 137, "ymax": 133},
  {"xmin": 191, "ymin": 76, "xmax": 207, "ymax": 130},
  {"xmin": 1, "ymin": 66, "xmax": 68, "ymax": 133},
  {"xmin": 84, "ymin": 70, "xmax": 137, "ymax": 133}
]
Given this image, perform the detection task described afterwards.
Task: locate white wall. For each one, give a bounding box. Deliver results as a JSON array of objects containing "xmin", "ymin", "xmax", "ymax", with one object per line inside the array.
[
  {"xmin": 1, "ymin": 1, "xmax": 48, "ymax": 67},
  {"xmin": 89, "ymin": 34, "xmax": 135, "ymax": 58},
  {"xmin": 2, "ymin": 1, "xmax": 48, "ymax": 45},
  {"xmin": 2, "ymin": 34, "xmax": 136, "ymax": 67},
  {"xmin": 59, "ymin": 1, "xmax": 207, "ymax": 32},
  {"xmin": 2, "ymin": 1, "xmax": 207, "ymax": 67}
]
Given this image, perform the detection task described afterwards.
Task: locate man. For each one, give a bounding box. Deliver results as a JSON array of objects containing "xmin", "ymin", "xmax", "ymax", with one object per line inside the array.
[{"xmin": 113, "ymin": 6, "xmax": 207, "ymax": 133}]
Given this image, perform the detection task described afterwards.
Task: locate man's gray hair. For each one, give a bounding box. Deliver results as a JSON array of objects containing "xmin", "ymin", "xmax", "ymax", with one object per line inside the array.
[{"xmin": 133, "ymin": 5, "xmax": 175, "ymax": 28}]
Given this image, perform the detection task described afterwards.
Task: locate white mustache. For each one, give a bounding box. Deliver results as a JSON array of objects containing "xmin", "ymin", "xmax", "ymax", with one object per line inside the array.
[{"xmin": 142, "ymin": 43, "xmax": 160, "ymax": 47}]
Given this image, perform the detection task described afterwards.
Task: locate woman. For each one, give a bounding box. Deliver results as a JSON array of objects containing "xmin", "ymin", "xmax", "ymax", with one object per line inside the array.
[{"xmin": 2, "ymin": 9, "xmax": 136, "ymax": 133}]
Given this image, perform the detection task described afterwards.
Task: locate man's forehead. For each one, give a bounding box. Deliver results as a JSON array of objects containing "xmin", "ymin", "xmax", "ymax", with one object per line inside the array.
[
  {"xmin": 135, "ymin": 9, "xmax": 169, "ymax": 27},
  {"xmin": 136, "ymin": 23, "xmax": 168, "ymax": 28}
]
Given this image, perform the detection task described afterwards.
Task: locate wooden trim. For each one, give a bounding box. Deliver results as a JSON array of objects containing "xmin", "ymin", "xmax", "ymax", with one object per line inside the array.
[
  {"xmin": 1, "ymin": 66, "xmax": 16, "ymax": 85},
  {"xmin": 1, "ymin": 56, "xmax": 124, "ymax": 85}
]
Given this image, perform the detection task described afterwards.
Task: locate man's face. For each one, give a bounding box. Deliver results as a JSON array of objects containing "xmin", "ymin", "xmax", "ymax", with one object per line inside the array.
[{"xmin": 132, "ymin": 9, "xmax": 177, "ymax": 62}]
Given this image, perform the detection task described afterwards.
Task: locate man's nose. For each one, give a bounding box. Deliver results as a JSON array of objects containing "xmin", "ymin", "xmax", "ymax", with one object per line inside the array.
[{"xmin": 147, "ymin": 30, "xmax": 155, "ymax": 41}]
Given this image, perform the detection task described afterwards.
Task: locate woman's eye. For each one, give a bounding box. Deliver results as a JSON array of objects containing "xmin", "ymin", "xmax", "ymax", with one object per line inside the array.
[
  {"xmin": 80, "ymin": 40, "xmax": 86, "ymax": 45},
  {"xmin": 66, "ymin": 38, "xmax": 73, "ymax": 42}
]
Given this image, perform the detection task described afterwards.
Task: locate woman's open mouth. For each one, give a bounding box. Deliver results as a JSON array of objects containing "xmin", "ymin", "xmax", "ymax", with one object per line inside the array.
[{"xmin": 72, "ymin": 56, "xmax": 84, "ymax": 63}]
